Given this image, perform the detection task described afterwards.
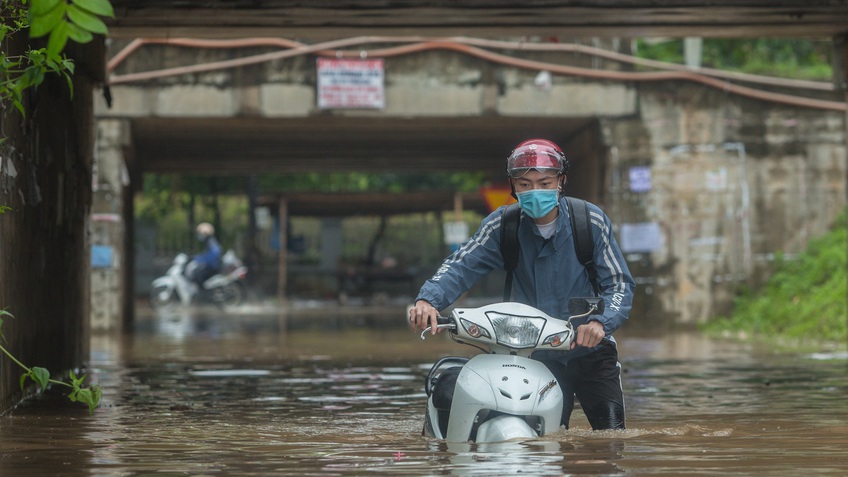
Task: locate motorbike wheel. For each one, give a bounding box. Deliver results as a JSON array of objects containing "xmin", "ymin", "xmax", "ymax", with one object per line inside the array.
[
  {"xmin": 213, "ymin": 282, "xmax": 245, "ymax": 309},
  {"xmin": 150, "ymin": 284, "xmax": 179, "ymax": 311}
]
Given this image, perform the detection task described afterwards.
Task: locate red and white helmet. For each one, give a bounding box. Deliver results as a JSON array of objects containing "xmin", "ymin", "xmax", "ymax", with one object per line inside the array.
[{"xmin": 506, "ymin": 139, "xmax": 569, "ymax": 178}]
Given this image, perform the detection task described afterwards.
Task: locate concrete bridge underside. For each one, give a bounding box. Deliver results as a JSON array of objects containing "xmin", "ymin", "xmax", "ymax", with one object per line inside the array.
[
  {"xmin": 129, "ymin": 115, "xmax": 601, "ymax": 216},
  {"xmin": 5, "ymin": 0, "xmax": 848, "ymax": 412},
  {"xmin": 107, "ymin": 1, "xmax": 848, "ymax": 40}
]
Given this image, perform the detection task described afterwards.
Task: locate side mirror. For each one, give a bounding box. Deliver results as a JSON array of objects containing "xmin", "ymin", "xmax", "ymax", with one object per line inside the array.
[{"xmin": 568, "ymin": 297, "xmax": 605, "ymax": 316}]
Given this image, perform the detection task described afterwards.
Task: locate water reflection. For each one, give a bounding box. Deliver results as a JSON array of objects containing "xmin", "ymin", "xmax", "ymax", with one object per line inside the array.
[{"xmin": 0, "ymin": 304, "xmax": 846, "ymax": 476}]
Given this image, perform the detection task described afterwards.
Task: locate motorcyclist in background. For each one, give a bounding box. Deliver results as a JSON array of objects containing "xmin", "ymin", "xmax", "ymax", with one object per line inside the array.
[{"xmin": 188, "ymin": 222, "xmax": 222, "ymax": 286}]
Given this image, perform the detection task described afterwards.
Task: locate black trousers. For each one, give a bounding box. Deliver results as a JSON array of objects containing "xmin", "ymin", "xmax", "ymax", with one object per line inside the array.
[{"xmin": 541, "ymin": 342, "xmax": 626, "ymax": 430}]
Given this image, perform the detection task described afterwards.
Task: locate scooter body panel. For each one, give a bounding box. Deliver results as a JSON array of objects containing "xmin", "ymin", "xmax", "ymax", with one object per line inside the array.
[{"xmin": 443, "ymin": 354, "xmax": 562, "ymax": 442}]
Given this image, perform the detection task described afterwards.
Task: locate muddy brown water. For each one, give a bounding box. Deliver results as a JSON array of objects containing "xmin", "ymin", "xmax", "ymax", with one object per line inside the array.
[{"xmin": 1, "ymin": 303, "xmax": 847, "ymax": 476}]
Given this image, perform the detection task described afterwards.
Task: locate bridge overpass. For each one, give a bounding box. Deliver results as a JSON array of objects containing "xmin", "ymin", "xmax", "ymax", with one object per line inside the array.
[
  {"xmin": 93, "ymin": 28, "xmax": 847, "ymax": 329},
  {"xmin": 4, "ymin": 0, "xmax": 848, "ymax": 411}
]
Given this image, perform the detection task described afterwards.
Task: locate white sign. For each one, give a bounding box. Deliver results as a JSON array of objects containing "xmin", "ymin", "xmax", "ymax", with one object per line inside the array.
[
  {"xmin": 443, "ymin": 221, "xmax": 469, "ymax": 245},
  {"xmin": 317, "ymin": 58, "xmax": 385, "ymax": 109},
  {"xmin": 620, "ymin": 222, "xmax": 663, "ymax": 253},
  {"xmin": 629, "ymin": 166, "xmax": 651, "ymax": 193}
]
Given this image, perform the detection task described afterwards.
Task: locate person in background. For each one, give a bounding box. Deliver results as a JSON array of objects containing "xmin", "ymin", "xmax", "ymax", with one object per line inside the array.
[
  {"xmin": 188, "ymin": 222, "xmax": 222, "ymax": 287},
  {"xmin": 408, "ymin": 138, "xmax": 636, "ymax": 430}
]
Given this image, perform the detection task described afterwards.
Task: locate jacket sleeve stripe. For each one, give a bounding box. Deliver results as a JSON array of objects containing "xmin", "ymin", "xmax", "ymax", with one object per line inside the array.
[
  {"xmin": 446, "ymin": 214, "xmax": 501, "ymax": 265},
  {"xmin": 590, "ymin": 212, "xmax": 628, "ymax": 294}
]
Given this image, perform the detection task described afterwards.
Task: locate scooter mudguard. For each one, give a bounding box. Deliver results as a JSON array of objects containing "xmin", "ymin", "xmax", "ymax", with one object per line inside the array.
[
  {"xmin": 444, "ymin": 354, "xmax": 562, "ymax": 442},
  {"xmin": 154, "ymin": 274, "xmax": 194, "ymax": 305},
  {"xmin": 151, "ymin": 276, "xmax": 175, "ymax": 292},
  {"xmin": 476, "ymin": 415, "xmax": 536, "ymax": 442}
]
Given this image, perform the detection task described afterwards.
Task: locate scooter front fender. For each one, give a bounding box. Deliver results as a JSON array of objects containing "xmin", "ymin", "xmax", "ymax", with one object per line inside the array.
[
  {"xmin": 153, "ymin": 275, "xmax": 193, "ymax": 305},
  {"xmin": 151, "ymin": 276, "xmax": 176, "ymax": 290},
  {"xmin": 445, "ymin": 355, "xmax": 562, "ymax": 442}
]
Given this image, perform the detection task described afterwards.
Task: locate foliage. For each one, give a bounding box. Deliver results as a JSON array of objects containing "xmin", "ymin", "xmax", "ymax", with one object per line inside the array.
[
  {"xmin": 703, "ymin": 211, "xmax": 848, "ymax": 345},
  {"xmin": 634, "ymin": 38, "xmax": 833, "ymax": 80},
  {"xmin": 0, "ymin": 310, "xmax": 101, "ymax": 413},
  {"xmin": 0, "ymin": 0, "xmax": 114, "ymax": 116}
]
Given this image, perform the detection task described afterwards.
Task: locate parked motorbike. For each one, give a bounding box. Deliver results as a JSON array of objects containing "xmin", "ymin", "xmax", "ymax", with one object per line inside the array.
[
  {"xmin": 150, "ymin": 249, "xmax": 248, "ymax": 311},
  {"xmin": 420, "ymin": 297, "xmax": 604, "ymax": 443}
]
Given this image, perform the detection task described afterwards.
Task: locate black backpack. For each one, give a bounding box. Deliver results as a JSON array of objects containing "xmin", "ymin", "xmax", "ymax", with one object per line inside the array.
[{"xmin": 500, "ymin": 197, "xmax": 599, "ymax": 301}]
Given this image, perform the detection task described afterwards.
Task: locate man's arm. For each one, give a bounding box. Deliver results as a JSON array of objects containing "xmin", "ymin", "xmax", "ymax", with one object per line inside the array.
[
  {"xmin": 587, "ymin": 207, "xmax": 636, "ymax": 336},
  {"xmin": 410, "ymin": 210, "xmax": 506, "ymax": 333}
]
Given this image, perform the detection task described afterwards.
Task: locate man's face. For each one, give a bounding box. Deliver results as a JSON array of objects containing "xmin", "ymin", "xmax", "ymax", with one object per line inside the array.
[{"xmin": 512, "ymin": 170, "xmax": 560, "ymax": 193}]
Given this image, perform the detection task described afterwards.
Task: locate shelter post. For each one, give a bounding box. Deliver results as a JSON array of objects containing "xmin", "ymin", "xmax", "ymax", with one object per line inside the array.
[{"xmin": 277, "ymin": 196, "xmax": 289, "ymax": 304}]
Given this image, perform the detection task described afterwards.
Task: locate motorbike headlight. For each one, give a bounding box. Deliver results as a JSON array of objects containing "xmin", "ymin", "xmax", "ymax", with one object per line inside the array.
[
  {"xmin": 485, "ymin": 312, "xmax": 545, "ymax": 348},
  {"xmin": 459, "ymin": 318, "xmax": 491, "ymax": 339}
]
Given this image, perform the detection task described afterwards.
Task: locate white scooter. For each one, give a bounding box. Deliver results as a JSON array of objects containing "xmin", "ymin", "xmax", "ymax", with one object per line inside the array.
[
  {"xmin": 150, "ymin": 249, "xmax": 248, "ymax": 311},
  {"xmin": 420, "ymin": 297, "xmax": 604, "ymax": 443}
]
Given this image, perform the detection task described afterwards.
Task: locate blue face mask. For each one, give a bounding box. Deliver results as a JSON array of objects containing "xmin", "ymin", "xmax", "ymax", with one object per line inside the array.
[{"xmin": 516, "ymin": 189, "xmax": 559, "ymax": 219}]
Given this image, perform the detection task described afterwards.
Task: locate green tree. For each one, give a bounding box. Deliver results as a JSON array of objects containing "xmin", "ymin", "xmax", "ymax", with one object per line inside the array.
[
  {"xmin": 1, "ymin": 0, "xmax": 114, "ymax": 116},
  {"xmin": 634, "ymin": 38, "xmax": 833, "ymax": 80}
]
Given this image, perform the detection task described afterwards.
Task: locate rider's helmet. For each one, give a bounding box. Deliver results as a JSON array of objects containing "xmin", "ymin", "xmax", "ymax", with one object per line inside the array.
[
  {"xmin": 506, "ymin": 139, "xmax": 569, "ymax": 198},
  {"xmin": 506, "ymin": 138, "xmax": 569, "ymax": 179},
  {"xmin": 196, "ymin": 222, "xmax": 215, "ymax": 240}
]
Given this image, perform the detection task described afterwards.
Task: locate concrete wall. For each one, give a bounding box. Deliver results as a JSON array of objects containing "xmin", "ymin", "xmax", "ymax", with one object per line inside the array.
[
  {"xmin": 95, "ymin": 39, "xmax": 847, "ymax": 327},
  {"xmin": 0, "ymin": 37, "xmax": 102, "ymax": 410},
  {"xmin": 605, "ymin": 83, "xmax": 846, "ymax": 323}
]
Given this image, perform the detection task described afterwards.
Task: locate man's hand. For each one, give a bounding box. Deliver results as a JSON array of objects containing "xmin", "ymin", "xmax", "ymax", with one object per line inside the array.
[
  {"xmin": 408, "ymin": 300, "xmax": 440, "ymax": 335},
  {"xmin": 571, "ymin": 320, "xmax": 605, "ymax": 349}
]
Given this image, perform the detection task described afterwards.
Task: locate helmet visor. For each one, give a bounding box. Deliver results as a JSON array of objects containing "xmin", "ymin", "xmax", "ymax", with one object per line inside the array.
[{"xmin": 507, "ymin": 145, "xmax": 564, "ymax": 178}]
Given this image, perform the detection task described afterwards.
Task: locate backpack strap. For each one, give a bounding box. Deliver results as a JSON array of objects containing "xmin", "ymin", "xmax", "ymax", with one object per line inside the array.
[
  {"xmin": 500, "ymin": 203, "xmax": 521, "ymax": 301},
  {"xmin": 566, "ymin": 197, "xmax": 600, "ymax": 296}
]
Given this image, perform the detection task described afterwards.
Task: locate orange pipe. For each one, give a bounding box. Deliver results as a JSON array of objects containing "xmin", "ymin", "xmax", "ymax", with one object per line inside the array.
[{"xmin": 106, "ymin": 36, "xmax": 846, "ymax": 112}]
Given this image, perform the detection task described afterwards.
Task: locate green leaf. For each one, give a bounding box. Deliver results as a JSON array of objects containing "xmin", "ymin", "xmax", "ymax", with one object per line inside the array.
[
  {"xmin": 29, "ymin": 1, "xmax": 66, "ymax": 39},
  {"xmin": 67, "ymin": 4, "xmax": 108, "ymax": 35},
  {"xmin": 46, "ymin": 20, "xmax": 69, "ymax": 61},
  {"xmin": 74, "ymin": 387, "xmax": 101, "ymax": 414},
  {"xmin": 69, "ymin": 369, "xmax": 85, "ymax": 388},
  {"xmin": 22, "ymin": 64, "xmax": 46, "ymax": 90},
  {"xmin": 12, "ymin": 98, "xmax": 24, "ymax": 116},
  {"xmin": 19, "ymin": 373, "xmax": 27, "ymax": 391},
  {"xmin": 72, "ymin": 0, "xmax": 115, "ymax": 18},
  {"xmin": 31, "ymin": 0, "xmax": 63, "ymax": 17},
  {"xmin": 30, "ymin": 367, "xmax": 51, "ymax": 391},
  {"xmin": 66, "ymin": 21, "xmax": 93, "ymax": 43}
]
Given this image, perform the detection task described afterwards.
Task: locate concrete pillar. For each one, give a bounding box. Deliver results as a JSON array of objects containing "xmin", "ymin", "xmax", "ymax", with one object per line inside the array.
[
  {"xmin": 0, "ymin": 36, "xmax": 103, "ymax": 410},
  {"xmin": 90, "ymin": 119, "xmax": 132, "ymax": 332}
]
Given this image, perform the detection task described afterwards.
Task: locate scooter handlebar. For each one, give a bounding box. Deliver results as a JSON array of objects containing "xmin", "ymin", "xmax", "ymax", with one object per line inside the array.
[{"xmin": 420, "ymin": 316, "xmax": 456, "ymax": 340}]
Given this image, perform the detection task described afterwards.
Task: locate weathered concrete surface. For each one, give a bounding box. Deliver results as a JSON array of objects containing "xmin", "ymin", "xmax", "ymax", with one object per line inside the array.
[
  {"xmin": 94, "ymin": 39, "xmax": 847, "ymax": 327},
  {"xmin": 0, "ymin": 36, "xmax": 103, "ymax": 410},
  {"xmin": 609, "ymin": 82, "xmax": 847, "ymax": 323}
]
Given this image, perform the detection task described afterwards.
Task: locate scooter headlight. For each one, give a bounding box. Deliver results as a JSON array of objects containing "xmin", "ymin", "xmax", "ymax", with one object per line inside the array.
[{"xmin": 485, "ymin": 312, "xmax": 545, "ymax": 348}]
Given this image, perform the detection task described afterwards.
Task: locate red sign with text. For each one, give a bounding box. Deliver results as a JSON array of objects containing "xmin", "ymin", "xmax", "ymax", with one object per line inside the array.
[{"xmin": 317, "ymin": 58, "xmax": 385, "ymax": 109}]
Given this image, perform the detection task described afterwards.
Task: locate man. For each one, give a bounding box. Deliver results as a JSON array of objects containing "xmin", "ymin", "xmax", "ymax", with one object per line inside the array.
[
  {"xmin": 188, "ymin": 222, "xmax": 222, "ymax": 287},
  {"xmin": 408, "ymin": 138, "xmax": 635, "ymax": 430}
]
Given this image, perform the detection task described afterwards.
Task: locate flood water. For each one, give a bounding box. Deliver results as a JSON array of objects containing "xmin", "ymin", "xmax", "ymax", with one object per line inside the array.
[{"xmin": 1, "ymin": 302, "xmax": 847, "ymax": 476}]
